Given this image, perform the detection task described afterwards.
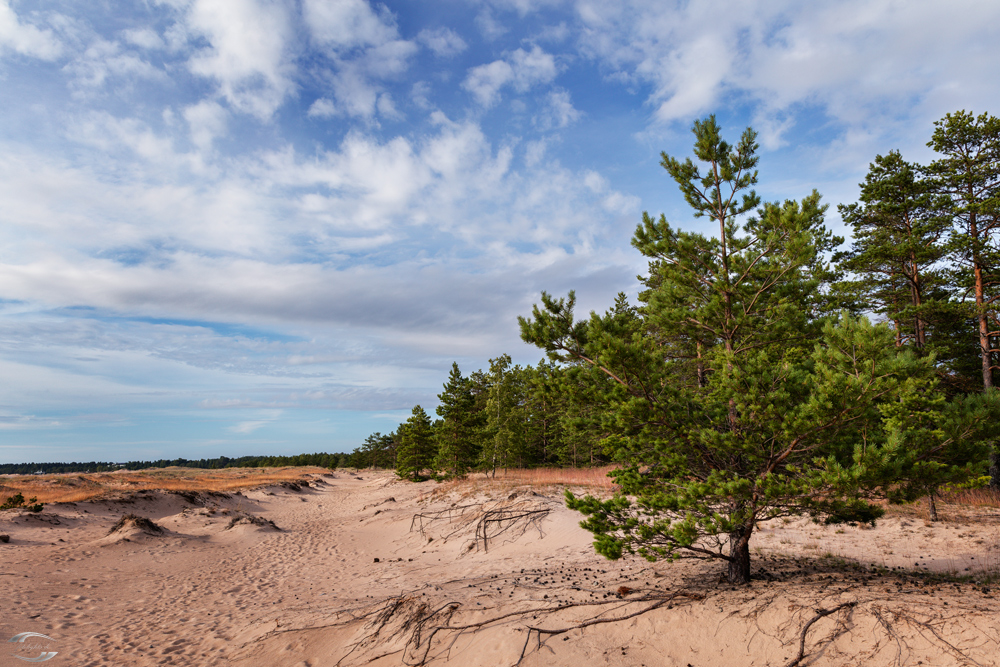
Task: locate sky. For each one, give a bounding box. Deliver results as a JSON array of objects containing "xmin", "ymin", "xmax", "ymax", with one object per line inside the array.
[{"xmin": 1, "ymin": 0, "xmax": 999, "ymax": 463}]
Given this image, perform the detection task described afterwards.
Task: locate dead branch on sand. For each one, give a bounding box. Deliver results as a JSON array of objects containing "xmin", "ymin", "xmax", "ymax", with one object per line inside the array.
[
  {"xmin": 328, "ymin": 589, "xmax": 705, "ymax": 667},
  {"xmin": 475, "ymin": 508, "xmax": 549, "ymax": 553},
  {"xmin": 781, "ymin": 601, "xmax": 856, "ymax": 667},
  {"xmin": 410, "ymin": 498, "xmax": 551, "ymax": 553},
  {"xmin": 237, "ymin": 587, "xmax": 995, "ymax": 667}
]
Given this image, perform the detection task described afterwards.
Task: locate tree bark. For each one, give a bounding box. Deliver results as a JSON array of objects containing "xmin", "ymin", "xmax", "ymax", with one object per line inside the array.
[
  {"xmin": 973, "ymin": 235, "xmax": 998, "ymax": 489},
  {"xmin": 989, "ymin": 448, "xmax": 1000, "ymax": 490},
  {"xmin": 976, "ymin": 263, "xmax": 993, "ymax": 389},
  {"xmin": 727, "ymin": 525, "xmax": 753, "ymax": 584},
  {"xmin": 927, "ymin": 492, "xmax": 939, "ymax": 522}
]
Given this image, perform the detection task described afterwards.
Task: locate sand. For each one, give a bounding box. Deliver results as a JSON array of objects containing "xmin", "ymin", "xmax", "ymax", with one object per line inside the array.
[{"xmin": 1, "ymin": 470, "xmax": 998, "ymax": 666}]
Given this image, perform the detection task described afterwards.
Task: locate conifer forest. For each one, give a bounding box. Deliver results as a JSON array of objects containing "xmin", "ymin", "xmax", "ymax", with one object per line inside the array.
[{"xmin": 350, "ymin": 111, "xmax": 1000, "ymax": 584}]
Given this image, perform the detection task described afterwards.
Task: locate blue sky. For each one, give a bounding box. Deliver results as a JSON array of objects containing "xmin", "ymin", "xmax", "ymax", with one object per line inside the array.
[{"xmin": 1, "ymin": 0, "xmax": 999, "ymax": 463}]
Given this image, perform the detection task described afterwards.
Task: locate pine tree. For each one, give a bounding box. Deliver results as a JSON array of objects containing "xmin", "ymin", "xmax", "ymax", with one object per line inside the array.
[
  {"xmin": 520, "ymin": 116, "xmax": 1000, "ymax": 584},
  {"xmin": 395, "ymin": 405, "xmax": 436, "ymax": 481},
  {"xmin": 481, "ymin": 355, "xmax": 527, "ymax": 476},
  {"xmin": 434, "ymin": 363, "xmax": 481, "ymax": 477},
  {"xmin": 927, "ymin": 111, "xmax": 1000, "ymax": 485},
  {"xmin": 928, "ymin": 111, "xmax": 1000, "ymax": 388},
  {"xmin": 836, "ymin": 150, "xmax": 951, "ymax": 350}
]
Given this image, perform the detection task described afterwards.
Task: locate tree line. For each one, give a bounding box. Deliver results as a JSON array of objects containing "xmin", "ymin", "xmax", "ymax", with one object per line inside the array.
[
  {"xmin": 0, "ymin": 452, "xmax": 343, "ymax": 475},
  {"xmin": 357, "ymin": 111, "xmax": 1000, "ymax": 585},
  {"xmin": 344, "ymin": 354, "xmax": 616, "ymax": 478}
]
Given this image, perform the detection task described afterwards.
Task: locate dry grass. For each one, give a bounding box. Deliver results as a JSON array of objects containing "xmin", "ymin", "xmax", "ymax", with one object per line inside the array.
[
  {"xmin": 0, "ymin": 467, "xmax": 324, "ymax": 505},
  {"xmin": 419, "ymin": 466, "xmax": 618, "ymax": 502},
  {"xmin": 942, "ymin": 487, "xmax": 1000, "ymax": 510},
  {"xmin": 880, "ymin": 488, "xmax": 1000, "ymax": 523},
  {"xmin": 489, "ymin": 465, "xmax": 618, "ymax": 489}
]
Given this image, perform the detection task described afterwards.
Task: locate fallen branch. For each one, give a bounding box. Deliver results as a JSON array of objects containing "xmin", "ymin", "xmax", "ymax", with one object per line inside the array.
[
  {"xmin": 783, "ymin": 601, "xmax": 856, "ymax": 667},
  {"xmin": 410, "ymin": 498, "xmax": 551, "ymax": 553},
  {"xmin": 475, "ymin": 508, "xmax": 549, "ymax": 552}
]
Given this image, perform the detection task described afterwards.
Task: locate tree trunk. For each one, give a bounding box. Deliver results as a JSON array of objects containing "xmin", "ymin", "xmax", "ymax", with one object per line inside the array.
[
  {"xmin": 976, "ymin": 264, "xmax": 992, "ymax": 389},
  {"xmin": 927, "ymin": 492, "xmax": 939, "ymax": 522},
  {"xmin": 727, "ymin": 525, "xmax": 753, "ymax": 584},
  {"xmin": 989, "ymin": 448, "xmax": 1000, "ymax": 490},
  {"xmin": 974, "ymin": 249, "xmax": 998, "ymax": 489},
  {"xmin": 696, "ymin": 341, "xmax": 706, "ymax": 388}
]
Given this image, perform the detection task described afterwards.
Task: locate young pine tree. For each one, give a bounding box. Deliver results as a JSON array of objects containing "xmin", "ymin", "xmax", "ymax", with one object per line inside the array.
[
  {"xmin": 433, "ymin": 363, "xmax": 481, "ymax": 478},
  {"xmin": 395, "ymin": 405, "xmax": 436, "ymax": 481},
  {"xmin": 520, "ymin": 116, "xmax": 1000, "ymax": 584}
]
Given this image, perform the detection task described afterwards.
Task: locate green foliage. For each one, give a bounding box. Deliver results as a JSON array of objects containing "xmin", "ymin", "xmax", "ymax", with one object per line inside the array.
[
  {"xmin": 926, "ymin": 110, "xmax": 1000, "ymax": 391},
  {"xmin": 1, "ymin": 493, "xmax": 43, "ymax": 512},
  {"xmin": 524, "ymin": 115, "xmax": 1000, "ymax": 584},
  {"xmin": 434, "ymin": 363, "xmax": 483, "ymax": 477},
  {"xmin": 395, "ymin": 405, "xmax": 437, "ymax": 481}
]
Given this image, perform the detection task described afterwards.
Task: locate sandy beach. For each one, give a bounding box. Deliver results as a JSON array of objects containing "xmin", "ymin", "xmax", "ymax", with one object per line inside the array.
[{"xmin": 1, "ymin": 469, "xmax": 999, "ymax": 666}]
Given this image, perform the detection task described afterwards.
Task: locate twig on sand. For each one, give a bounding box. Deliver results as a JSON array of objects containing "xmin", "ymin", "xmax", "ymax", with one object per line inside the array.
[
  {"xmin": 782, "ymin": 601, "xmax": 856, "ymax": 667},
  {"xmin": 410, "ymin": 498, "xmax": 550, "ymax": 553},
  {"xmin": 324, "ymin": 589, "xmax": 704, "ymax": 667},
  {"xmin": 475, "ymin": 509, "xmax": 549, "ymax": 552}
]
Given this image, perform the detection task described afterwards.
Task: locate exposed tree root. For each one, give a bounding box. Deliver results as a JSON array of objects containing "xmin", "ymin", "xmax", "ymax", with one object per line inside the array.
[
  {"xmin": 410, "ymin": 498, "xmax": 551, "ymax": 553},
  {"xmin": 475, "ymin": 508, "xmax": 549, "ymax": 552},
  {"xmin": 782, "ymin": 601, "xmax": 856, "ymax": 667},
  {"xmin": 317, "ymin": 589, "xmax": 706, "ymax": 666},
  {"xmin": 235, "ymin": 568, "xmax": 997, "ymax": 667}
]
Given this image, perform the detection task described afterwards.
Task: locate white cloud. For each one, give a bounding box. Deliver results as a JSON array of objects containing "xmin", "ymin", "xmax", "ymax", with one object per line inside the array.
[
  {"xmin": 229, "ymin": 411, "xmax": 281, "ymax": 433},
  {"xmin": 302, "ymin": 0, "xmax": 396, "ymax": 51},
  {"xmin": 64, "ymin": 39, "xmax": 164, "ymax": 90},
  {"xmin": 577, "ymin": 0, "xmax": 1000, "ymax": 149},
  {"xmin": 509, "ymin": 45, "xmax": 559, "ymax": 91},
  {"xmin": 0, "ymin": 108, "xmax": 637, "ymax": 334},
  {"xmin": 376, "ymin": 93, "xmax": 401, "ymax": 119},
  {"xmin": 315, "ymin": 38, "xmax": 417, "ymax": 119},
  {"xmin": 485, "ymin": 0, "xmax": 566, "ymax": 15},
  {"xmin": 474, "ymin": 8, "xmax": 507, "ymax": 41},
  {"xmin": 463, "ymin": 45, "xmax": 559, "ymax": 107},
  {"xmin": 230, "ymin": 421, "xmax": 266, "ymax": 433},
  {"xmin": 183, "ymin": 100, "xmax": 228, "ymax": 150},
  {"xmin": 307, "ymin": 97, "xmax": 337, "ymax": 118},
  {"xmin": 121, "ymin": 27, "xmax": 164, "ymax": 50},
  {"xmin": 537, "ymin": 88, "xmax": 581, "ymax": 129},
  {"xmin": 417, "ymin": 27, "xmax": 466, "ymax": 57},
  {"xmin": 410, "ymin": 81, "xmax": 431, "ymax": 109},
  {"xmin": 0, "ymin": 0, "xmax": 63, "ymax": 60},
  {"xmin": 301, "ymin": 0, "xmax": 416, "ymax": 120},
  {"xmin": 185, "ymin": 0, "xmax": 296, "ymax": 119},
  {"xmin": 463, "ymin": 59, "xmax": 513, "ymax": 107}
]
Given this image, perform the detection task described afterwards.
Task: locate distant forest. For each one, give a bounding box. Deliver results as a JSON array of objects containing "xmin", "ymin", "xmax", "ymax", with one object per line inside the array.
[{"xmin": 0, "ymin": 453, "xmax": 342, "ymax": 475}]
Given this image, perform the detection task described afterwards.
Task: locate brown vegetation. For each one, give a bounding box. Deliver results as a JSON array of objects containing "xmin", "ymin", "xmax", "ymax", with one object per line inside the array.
[
  {"xmin": 419, "ymin": 466, "xmax": 618, "ymax": 502},
  {"xmin": 0, "ymin": 466, "xmax": 323, "ymax": 505}
]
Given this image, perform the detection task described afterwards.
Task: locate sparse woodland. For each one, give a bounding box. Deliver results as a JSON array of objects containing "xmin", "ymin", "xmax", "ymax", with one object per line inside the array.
[{"xmin": 351, "ymin": 112, "xmax": 1000, "ymax": 585}]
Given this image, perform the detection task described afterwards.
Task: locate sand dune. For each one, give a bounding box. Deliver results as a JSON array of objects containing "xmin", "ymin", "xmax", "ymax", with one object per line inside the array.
[{"xmin": 1, "ymin": 470, "xmax": 998, "ymax": 666}]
